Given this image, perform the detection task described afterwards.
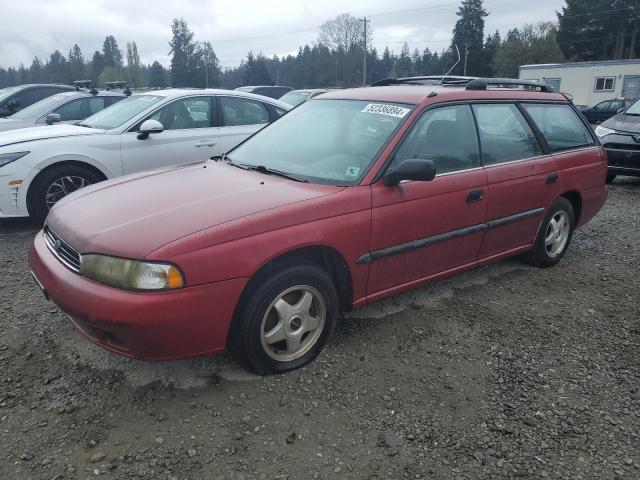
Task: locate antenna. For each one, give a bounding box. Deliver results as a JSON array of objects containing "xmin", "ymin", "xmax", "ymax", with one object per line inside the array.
[{"xmin": 439, "ymin": 44, "xmax": 461, "ymax": 86}]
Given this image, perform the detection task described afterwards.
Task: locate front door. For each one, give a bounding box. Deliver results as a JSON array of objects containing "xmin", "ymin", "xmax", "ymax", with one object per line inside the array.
[
  {"xmin": 120, "ymin": 96, "xmax": 219, "ymax": 174},
  {"xmin": 473, "ymin": 103, "xmax": 557, "ymax": 260},
  {"xmin": 367, "ymin": 104, "xmax": 488, "ymax": 298},
  {"xmin": 217, "ymin": 95, "xmax": 272, "ymax": 154}
]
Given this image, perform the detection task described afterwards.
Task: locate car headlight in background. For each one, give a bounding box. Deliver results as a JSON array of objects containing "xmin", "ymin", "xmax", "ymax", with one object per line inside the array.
[
  {"xmin": 80, "ymin": 254, "xmax": 184, "ymax": 290},
  {"xmin": 595, "ymin": 125, "xmax": 616, "ymax": 138},
  {"xmin": 0, "ymin": 151, "xmax": 30, "ymax": 168}
]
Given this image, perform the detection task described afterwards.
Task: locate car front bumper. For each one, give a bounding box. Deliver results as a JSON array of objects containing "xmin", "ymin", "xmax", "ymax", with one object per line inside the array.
[
  {"xmin": 601, "ymin": 134, "xmax": 640, "ymax": 176},
  {"xmin": 29, "ymin": 230, "xmax": 248, "ymax": 360}
]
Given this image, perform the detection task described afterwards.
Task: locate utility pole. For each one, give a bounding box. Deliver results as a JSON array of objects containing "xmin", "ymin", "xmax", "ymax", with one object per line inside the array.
[{"xmin": 361, "ymin": 17, "xmax": 370, "ymax": 86}]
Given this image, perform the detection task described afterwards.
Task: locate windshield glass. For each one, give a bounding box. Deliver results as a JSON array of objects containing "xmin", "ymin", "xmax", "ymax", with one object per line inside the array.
[
  {"xmin": 227, "ymin": 99, "xmax": 413, "ymax": 185},
  {"xmin": 9, "ymin": 94, "xmax": 72, "ymax": 119},
  {"xmin": 81, "ymin": 95, "xmax": 163, "ymax": 129},
  {"xmin": 0, "ymin": 86, "xmax": 22, "ymax": 104},
  {"xmin": 279, "ymin": 91, "xmax": 309, "ymax": 107},
  {"xmin": 626, "ymin": 99, "xmax": 640, "ymax": 115}
]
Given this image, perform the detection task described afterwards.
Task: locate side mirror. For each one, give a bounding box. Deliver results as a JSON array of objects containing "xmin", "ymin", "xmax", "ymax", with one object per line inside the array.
[
  {"xmin": 137, "ymin": 119, "xmax": 164, "ymax": 140},
  {"xmin": 45, "ymin": 113, "xmax": 62, "ymax": 125},
  {"xmin": 383, "ymin": 158, "xmax": 437, "ymax": 187},
  {"xmin": 6, "ymin": 98, "xmax": 20, "ymax": 111}
]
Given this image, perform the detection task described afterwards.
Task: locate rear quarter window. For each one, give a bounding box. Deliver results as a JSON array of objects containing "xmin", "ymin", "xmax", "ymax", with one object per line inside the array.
[{"xmin": 522, "ymin": 104, "xmax": 595, "ymax": 151}]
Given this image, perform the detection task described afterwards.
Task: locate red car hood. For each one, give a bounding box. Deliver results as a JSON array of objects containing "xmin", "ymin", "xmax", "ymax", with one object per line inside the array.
[{"xmin": 46, "ymin": 161, "xmax": 343, "ymax": 258}]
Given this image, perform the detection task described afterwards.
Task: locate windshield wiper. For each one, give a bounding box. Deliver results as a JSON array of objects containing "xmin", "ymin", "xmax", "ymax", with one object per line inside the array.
[{"xmin": 237, "ymin": 163, "xmax": 309, "ymax": 183}]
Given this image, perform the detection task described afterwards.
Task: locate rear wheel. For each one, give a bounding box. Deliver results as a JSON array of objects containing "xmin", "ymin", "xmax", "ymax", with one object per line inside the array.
[
  {"xmin": 29, "ymin": 165, "xmax": 101, "ymax": 223},
  {"xmin": 228, "ymin": 261, "xmax": 338, "ymax": 375},
  {"xmin": 524, "ymin": 197, "xmax": 575, "ymax": 268}
]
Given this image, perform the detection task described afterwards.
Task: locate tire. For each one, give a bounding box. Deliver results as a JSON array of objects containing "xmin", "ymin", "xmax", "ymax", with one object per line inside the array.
[
  {"xmin": 228, "ymin": 260, "xmax": 338, "ymax": 375},
  {"xmin": 606, "ymin": 173, "xmax": 617, "ymax": 184},
  {"xmin": 524, "ymin": 197, "xmax": 575, "ymax": 268},
  {"xmin": 29, "ymin": 165, "xmax": 101, "ymax": 223}
]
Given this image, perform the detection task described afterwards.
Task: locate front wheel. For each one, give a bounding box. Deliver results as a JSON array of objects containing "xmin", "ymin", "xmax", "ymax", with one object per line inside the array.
[
  {"xmin": 524, "ymin": 197, "xmax": 575, "ymax": 268},
  {"xmin": 228, "ymin": 261, "xmax": 338, "ymax": 375},
  {"xmin": 29, "ymin": 165, "xmax": 101, "ymax": 223}
]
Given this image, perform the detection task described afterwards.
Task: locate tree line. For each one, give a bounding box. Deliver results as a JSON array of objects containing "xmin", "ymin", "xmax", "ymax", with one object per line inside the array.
[{"xmin": 0, "ymin": 0, "xmax": 638, "ymax": 90}]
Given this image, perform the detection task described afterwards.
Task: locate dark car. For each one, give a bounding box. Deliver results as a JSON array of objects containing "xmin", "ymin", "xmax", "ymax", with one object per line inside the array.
[
  {"xmin": 234, "ymin": 85, "xmax": 292, "ymax": 99},
  {"xmin": 595, "ymin": 98, "xmax": 640, "ymax": 182},
  {"xmin": 0, "ymin": 84, "xmax": 76, "ymax": 118},
  {"xmin": 30, "ymin": 78, "xmax": 607, "ymax": 374},
  {"xmin": 580, "ymin": 99, "xmax": 633, "ymax": 124}
]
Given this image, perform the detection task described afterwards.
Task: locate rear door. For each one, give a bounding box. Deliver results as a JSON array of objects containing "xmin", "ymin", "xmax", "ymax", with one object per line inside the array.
[
  {"xmin": 120, "ymin": 96, "xmax": 219, "ymax": 174},
  {"xmin": 217, "ymin": 95, "xmax": 272, "ymax": 154},
  {"xmin": 473, "ymin": 103, "xmax": 557, "ymax": 260},
  {"xmin": 367, "ymin": 104, "xmax": 488, "ymax": 298}
]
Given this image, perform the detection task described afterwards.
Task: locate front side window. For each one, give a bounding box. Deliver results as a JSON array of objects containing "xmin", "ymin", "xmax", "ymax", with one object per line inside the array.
[
  {"xmin": 220, "ymin": 97, "xmax": 269, "ymax": 126},
  {"xmin": 228, "ymin": 99, "xmax": 412, "ymax": 185},
  {"xmin": 473, "ymin": 104, "xmax": 543, "ymax": 165},
  {"xmin": 595, "ymin": 77, "xmax": 615, "ymax": 92},
  {"xmin": 54, "ymin": 97, "xmax": 106, "ymax": 121},
  {"xmin": 9, "ymin": 94, "xmax": 72, "ymax": 119},
  {"xmin": 81, "ymin": 95, "xmax": 164, "ymax": 130},
  {"xmin": 595, "ymin": 101, "xmax": 611, "ymax": 110},
  {"xmin": 391, "ymin": 104, "xmax": 480, "ymax": 175},
  {"xmin": 147, "ymin": 97, "xmax": 211, "ymax": 130},
  {"xmin": 0, "ymin": 86, "xmax": 22, "ymax": 104},
  {"xmin": 522, "ymin": 103, "xmax": 595, "ymax": 151}
]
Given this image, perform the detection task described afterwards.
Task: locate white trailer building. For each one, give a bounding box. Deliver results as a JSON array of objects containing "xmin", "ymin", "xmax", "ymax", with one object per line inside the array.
[{"xmin": 519, "ymin": 59, "xmax": 640, "ymax": 107}]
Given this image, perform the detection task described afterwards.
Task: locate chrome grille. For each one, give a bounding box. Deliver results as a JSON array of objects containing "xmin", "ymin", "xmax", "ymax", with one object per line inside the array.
[{"xmin": 44, "ymin": 226, "xmax": 81, "ymax": 272}]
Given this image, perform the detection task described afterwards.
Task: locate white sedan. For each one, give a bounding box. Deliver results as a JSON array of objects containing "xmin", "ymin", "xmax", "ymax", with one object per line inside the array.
[{"xmin": 0, "ymin": 89, "xmax": 290, "ymax": 222}]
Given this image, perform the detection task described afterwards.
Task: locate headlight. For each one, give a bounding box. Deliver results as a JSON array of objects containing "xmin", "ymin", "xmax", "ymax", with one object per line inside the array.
[
  {"xmin": 0, "ymin": 151, "xmax": 29, "ymax": 168},
  {"xmin": 595, "ymin": 125, "xmax": 616, "ymax": 138},
  {"xmin": 80, "ymin": 254, "xmax": 184, "ymax": 290}
]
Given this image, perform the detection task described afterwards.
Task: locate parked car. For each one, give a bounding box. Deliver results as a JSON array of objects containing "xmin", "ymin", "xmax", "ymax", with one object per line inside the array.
[
  {"xmin": 0, "ymin": 84, "xmax": 76, "ymax": 118},
  {"xmin": 0, "ymin": 89, "xmax": 290, "ymax": 222},
  {"xmin": 279, "ymin": 88, "xmax": 339, "ymax": 107},
  {"xmin": 234, "ymin": 85, "xmax": 292, "ymax": 99},
  {"xmin": 595, "ymin": 98, "xmax": 640, "ymax": 182},
  {"xmin": 29, "ymin": 79, "xmax": 607, "ymax": 374},
  {"xmin": 0, "ymin": 90, "xmax": 126, "ymax": 133},
  {"xmin": 579, "ymin": 98, "xmax": 633, "ymax": 124}
]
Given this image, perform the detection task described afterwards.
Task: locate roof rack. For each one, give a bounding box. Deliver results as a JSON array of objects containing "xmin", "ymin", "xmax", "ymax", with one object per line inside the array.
[
  {"xmin": 465, "ymin": 78, "xmax": 554, "ymax": 92},
  {"xmin": 73, "ymin": 80, "xmax": 99, "ymax": 95},
  {"xmin": 370, "ymin": 76, "xmax": 476, "ymax": 87},
  {"xmin": 105, "ymin": 81, "xmax": 132, "ymax": 96},
  {"xmin": 371, "ymin": 76, "xmax": 554, "ymax": 93}
]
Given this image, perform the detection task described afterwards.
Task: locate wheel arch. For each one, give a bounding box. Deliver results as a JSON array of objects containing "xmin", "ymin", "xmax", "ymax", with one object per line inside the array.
[
  {"xmin": 560, "ymin": 190, "xmax": 582, "ymax": 225},
  {"xmin": 26, "ymin": 159, "xmax": 109, "ymax": 215}
]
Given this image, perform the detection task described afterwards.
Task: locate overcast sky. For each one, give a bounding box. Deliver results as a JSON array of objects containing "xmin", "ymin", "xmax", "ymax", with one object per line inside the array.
[{"xmin": 0, "ymin": 0, "xmax": 564, "ymax": 69}]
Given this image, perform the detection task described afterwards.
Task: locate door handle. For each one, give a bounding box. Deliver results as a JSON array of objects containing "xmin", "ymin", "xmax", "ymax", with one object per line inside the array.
[
  {"xmin": 546, "ymin": 173, "xmax": 558, "ymax": 184},
  {"xmin": 194, "ymin": 141, "xmax": 217, "ymax": 147},
  {"xmin": 466, "ymin": 189, "xmax": 484, "ymax": 203}
]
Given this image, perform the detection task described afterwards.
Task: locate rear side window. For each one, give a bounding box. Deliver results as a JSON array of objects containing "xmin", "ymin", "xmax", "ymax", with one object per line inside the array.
[
  {"xmin": 472, "ymin": 104, "xmax": 543, "ymax": 165},
  {"xmin": 522, "ymin": 104, "xmax": 595, "ymax": 151},
  {"xmin": 220, "ymin": 96, "xmax": 269, "ymax": 126},
  {"xmin": 393, "ymin": 104, "xmax": 480, "ymax": 175}
]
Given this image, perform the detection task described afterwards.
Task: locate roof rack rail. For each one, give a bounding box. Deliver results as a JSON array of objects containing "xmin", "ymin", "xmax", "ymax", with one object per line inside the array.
[
  {"xmin": 105, "ymin": 81, "xmax": 132, "ymax": 96},
  {"xmin": 465, "ymin": 78, "xmax": 554, "ymax": 92},
  {"xmin": 370, "ymin": 75, "xmax": 477, "ymax": 87},
  {"xmin": 73, "ymin": 80, "xmax": 99, "ymax": 96}
]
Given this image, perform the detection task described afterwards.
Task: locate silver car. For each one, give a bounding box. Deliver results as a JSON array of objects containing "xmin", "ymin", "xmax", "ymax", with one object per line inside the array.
[{"xmin": 0, "ymin": 90, "xmax": 126, "ymax": 133}]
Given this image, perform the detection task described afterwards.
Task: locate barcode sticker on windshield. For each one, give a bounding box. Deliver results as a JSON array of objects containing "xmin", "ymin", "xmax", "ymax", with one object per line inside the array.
[
  {"xmin": 362, "ymin": 103, "xmax": 410, "ymax": 118},
  {"xmin": 345, "ymin": 166, "xmax": 361, "ymax": 177}
]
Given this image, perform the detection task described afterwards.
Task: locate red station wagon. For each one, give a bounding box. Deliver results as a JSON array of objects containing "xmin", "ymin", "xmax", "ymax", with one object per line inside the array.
[{"xmin": 29, "ymin": 79, "xmax": 608, "ymax": 374}]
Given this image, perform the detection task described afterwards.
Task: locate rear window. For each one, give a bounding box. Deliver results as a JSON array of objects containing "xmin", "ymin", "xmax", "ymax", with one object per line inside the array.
[{"xmin": 522, "ymin": 104, "xmax": 595, "ymax": 151}]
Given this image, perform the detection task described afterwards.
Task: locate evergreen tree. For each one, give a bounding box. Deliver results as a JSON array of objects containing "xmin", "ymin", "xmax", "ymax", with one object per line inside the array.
[
  {"xmin": 451, "ymin": 0, "xmax": 489, "ymax": 76},
  {"xmin": 68, "ymin": 44, "xmax": 85, "ymax": 81},
  {"xmin": 149, "ymin": 61, "xmax": 166, "ymax": 88},
  {"xmin": 201, "ymin": 41, "xmax": 221, "ymax": 87},
  {"xmin": 48, "ymin": 50, "xmax": 68, "ymax": 83},
  {"xmin": 90, "ymin": 51, "xmax": 105, "ymax": 83},
  {"xmin": 126, "ymin": 42, "xmax": 143, "ymax": 87},
  {"xmin": 169, "ymin": 18, "xmax": 202, "ymax": 87},
  {"xmin": 102, "ymin": 35, "xmax": 122, "ymax": 72}
]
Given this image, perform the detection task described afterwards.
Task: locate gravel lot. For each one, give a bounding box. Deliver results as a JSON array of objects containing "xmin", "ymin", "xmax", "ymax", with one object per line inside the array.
[{"xmin": 1, "ymin": 179, "xmax": 639, "ymax": 480}]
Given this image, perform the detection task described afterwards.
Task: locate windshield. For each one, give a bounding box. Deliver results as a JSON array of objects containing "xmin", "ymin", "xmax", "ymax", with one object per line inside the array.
[
  {"xmin": 0, "ymin": 86, "xmax": 22, "ymax": 104},
  {"xmin": 9, "ymin": 94, "xmax": 71, "ymax": 119},
  {"xmin": 279, "ymin": 91, "xmax": 309, "ymax": 107},
  {"xmin": 227, "ymin": 99, "xmax": 413, "ymax": 185},
  {"xmin": 80, "ymin": 95, "xmax": 163, "ymax": 129},
  {"xmin": 626, "ymin": 99, "xmax": 640, "ymax": 115}
]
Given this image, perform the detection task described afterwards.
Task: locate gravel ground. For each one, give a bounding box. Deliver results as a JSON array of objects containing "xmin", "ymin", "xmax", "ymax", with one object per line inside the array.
[{"xmin": 1, "ymin": 179, "xmax": 639, "ymax": 480}]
